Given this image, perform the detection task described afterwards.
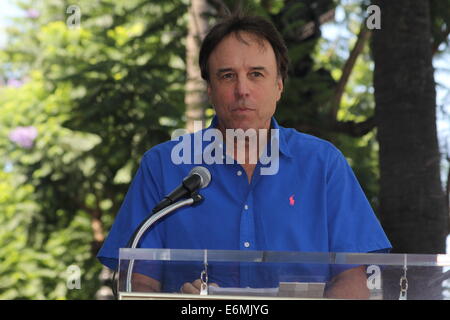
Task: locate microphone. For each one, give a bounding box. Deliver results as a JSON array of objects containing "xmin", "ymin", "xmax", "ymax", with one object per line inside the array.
[{"xmin": 152, "ymin": 166, "xmax": 211, "ymax": 214}]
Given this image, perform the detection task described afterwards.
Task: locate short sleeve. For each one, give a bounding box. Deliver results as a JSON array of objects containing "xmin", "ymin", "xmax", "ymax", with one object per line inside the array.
[
  {"xmin": 326, "ymin": 149, "xmax": 392, "ymax": 253},
  {"xmin": 97, "ymin": 151, "xmax": 166, "ymax": 272}
]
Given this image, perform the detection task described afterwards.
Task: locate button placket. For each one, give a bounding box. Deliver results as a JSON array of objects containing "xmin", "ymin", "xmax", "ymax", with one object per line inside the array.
[{"xmin": 239, "ymin": 189, "xmax": 255, "ymax": 287}]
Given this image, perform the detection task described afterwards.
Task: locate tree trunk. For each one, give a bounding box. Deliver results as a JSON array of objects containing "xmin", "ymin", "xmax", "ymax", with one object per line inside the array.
[
  {"xmin": 185, "ymin": 0, "xmax": 211, "ymax": 132},
  {"xmin": 372, "ymin": 0, "xmax": 449, "ymax": 299}
]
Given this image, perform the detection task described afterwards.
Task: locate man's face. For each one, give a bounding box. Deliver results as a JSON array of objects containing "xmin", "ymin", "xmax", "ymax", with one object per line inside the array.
[{"xmin": 207, "ymin": 32, "xmax": 283, "ymax": 132}]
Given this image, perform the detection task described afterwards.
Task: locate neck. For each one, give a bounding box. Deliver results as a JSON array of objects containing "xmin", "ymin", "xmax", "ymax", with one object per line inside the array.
[{"xmin": 217, "ymin": 121, "xmax": 271, "ymax": 165}]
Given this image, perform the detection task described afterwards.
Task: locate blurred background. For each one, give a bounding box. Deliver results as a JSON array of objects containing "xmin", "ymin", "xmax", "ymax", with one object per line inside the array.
[{"xmin": 0, "ymin": 0, "xmax": 449, "ymax": 299}]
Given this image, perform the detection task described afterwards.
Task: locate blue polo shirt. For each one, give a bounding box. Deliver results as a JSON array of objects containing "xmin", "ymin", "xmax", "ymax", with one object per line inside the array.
[{"xmin": 98, "ymin": 117, "xmax": 391, "ymax": 291}]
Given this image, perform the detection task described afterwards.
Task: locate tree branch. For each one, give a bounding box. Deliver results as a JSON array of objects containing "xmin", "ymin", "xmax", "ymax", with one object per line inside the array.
[
  {"xmin": 332, "ymin": 116, "xmax": 376, "ymax": 137},
  {"xmin": 292, "ymin": 116, "xmax": 376, "ymax": 138},
  {"xmin": 329, "ymin": 23, "xmax": 371, "ymax": 121}
]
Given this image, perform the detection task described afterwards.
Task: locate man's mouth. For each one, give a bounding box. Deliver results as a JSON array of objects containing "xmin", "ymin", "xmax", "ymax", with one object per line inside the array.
[{"xmin": 233, "ymin": 107, "xmax": 255, "ymax": 112}]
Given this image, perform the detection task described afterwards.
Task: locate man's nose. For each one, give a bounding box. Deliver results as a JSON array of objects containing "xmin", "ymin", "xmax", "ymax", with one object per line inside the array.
[{"xmin": 235, "ymin": 77, "xmax": 250, "ymax": 98}]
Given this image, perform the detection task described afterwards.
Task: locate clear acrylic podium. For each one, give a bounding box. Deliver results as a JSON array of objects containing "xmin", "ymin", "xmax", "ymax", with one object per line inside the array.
[{"xmin": 117, "ymin": 248, "xmax": 450, "ymax": 300}]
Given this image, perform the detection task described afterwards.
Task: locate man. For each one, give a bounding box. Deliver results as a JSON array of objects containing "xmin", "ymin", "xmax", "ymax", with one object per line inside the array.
[{"xmin": 98, "ymin": 13, "xmax": 391, "ymax": 299}]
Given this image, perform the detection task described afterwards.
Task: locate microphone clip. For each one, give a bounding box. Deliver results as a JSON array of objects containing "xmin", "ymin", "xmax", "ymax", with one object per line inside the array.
[{"xmin": 190, "ymin": 191, "xmax": 204, "ymax": 206}]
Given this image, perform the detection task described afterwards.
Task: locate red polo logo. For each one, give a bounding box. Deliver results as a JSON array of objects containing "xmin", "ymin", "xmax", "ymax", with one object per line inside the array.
[{"xmin": 289, "ymin": 195, "xmax": 295, "ymax": 206}]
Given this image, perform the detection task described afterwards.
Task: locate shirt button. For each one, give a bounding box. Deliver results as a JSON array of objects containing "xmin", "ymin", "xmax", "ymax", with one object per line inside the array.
[
  {"xmin": 244, "ymin": 242, "xmax": 250, "ymax": 248},
  {"xmin": 244, "ymin": 205, "xmax": 249, "ymax": 210},
  {"xmin": 237, "ymin": 170, "xmax": 242, "ymax": 176}
]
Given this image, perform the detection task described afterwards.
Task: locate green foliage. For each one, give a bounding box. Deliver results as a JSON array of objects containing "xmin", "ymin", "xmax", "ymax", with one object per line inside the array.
[
  {"xmin": 430, "ymin": 0, "xmax": 450, "ymax": 53},
  {"xmin": 0, "ymin": 0, "xmax": 187, "ymax": 299},
  {"xmin": 0, "ymin": 167, "xmax": 103, "ymax": 299},
  {"xmin": 0, "ymin": 62, "xmax": 102, "ymax": 300},
  {"xmin": 333, "ymin": 38, "xmax": 379, "ymax": 208}
]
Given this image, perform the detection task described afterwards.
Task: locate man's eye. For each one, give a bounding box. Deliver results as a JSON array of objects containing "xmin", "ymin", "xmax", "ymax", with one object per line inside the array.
[
  {"xmin": 250, "ymin": 72, "xmax": 263, "ymax": 77},
  {"xmin": 222, "ymin": 73, "xmax": 234, "ymax": 80}
]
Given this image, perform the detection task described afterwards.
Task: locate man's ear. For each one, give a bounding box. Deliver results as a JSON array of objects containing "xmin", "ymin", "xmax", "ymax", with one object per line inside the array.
[
  {"xmin": 207, "ymin": 82, "xmax": 217, "ymax": 109},
  {"xmin": 207, "ymin": 82, "xmax": 211, "ymax": 98},
  {"xmin": 276, "ymin": 77, "xmax": 284, "ymax": 101}
]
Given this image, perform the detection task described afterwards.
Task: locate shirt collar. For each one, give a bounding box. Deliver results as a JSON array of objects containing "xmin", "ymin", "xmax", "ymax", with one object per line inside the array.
[{"xmin": 207, "ymin": 115, "xmax": 292, "ymax": 159}]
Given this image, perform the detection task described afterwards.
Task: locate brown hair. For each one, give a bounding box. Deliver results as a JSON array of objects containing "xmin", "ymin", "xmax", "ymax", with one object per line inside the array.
[{"xmin": 199, "ymin": 12, "xmax": 289, "ymax": 83}]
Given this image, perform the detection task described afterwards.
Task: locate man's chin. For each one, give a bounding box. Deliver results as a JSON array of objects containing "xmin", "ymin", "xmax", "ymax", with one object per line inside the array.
[
  {"xmin": 230, "ymin": 122, "xmax": 258, "ymax": 132},
  {"xmin": 227, "ymin": 116, "xmax": 260, "ymax": 130},
  {"xmin": 219, "ymin": 115, "xmax": 269, "ymax": 131}
]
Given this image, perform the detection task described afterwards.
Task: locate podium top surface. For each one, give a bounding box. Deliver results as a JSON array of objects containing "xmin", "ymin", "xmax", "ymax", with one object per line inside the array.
[{"xmin": 119, "ymin": 248, "xmax": 450, "ymax": 267}]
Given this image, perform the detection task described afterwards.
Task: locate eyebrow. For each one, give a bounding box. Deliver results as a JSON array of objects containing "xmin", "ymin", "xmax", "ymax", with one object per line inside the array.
[{"xmin": 216, "ymin": 66, "xmax": 267, "ymax": 76}]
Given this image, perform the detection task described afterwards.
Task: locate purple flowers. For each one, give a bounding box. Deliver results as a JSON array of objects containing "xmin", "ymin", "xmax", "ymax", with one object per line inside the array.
[
  {"xmin": 9, "ymin": 126, "xmax": 38, "ymax": 149},
  {"xmin": 6, "ymin": 79, "xmax": 24, "ymax": 88},
  {"xmin": 26, "ymin": 9, "xmax": 40, "ymax": 19}
]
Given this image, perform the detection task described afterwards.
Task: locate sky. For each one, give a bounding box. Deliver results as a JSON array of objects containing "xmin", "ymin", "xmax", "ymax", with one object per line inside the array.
[{"xmin": 0, "ymin": 0, "xmax": 23, "ymax": 48}]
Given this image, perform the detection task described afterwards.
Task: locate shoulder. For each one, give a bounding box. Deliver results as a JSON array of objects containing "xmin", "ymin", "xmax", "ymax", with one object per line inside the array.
[
  {"xmin": 141, "ymin": 132, "xmax": 192, "ymax": 162},
  {"xmin": 140, "ymin": 132, "xmax": 199, "ymax": 175},
  {"xmin": 280, "ymin": 126, "xmax": 343, "ymax": 161},
  {"xmin": 142, "ymin": 139, "xmax": 179, "ymax": 159}
]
